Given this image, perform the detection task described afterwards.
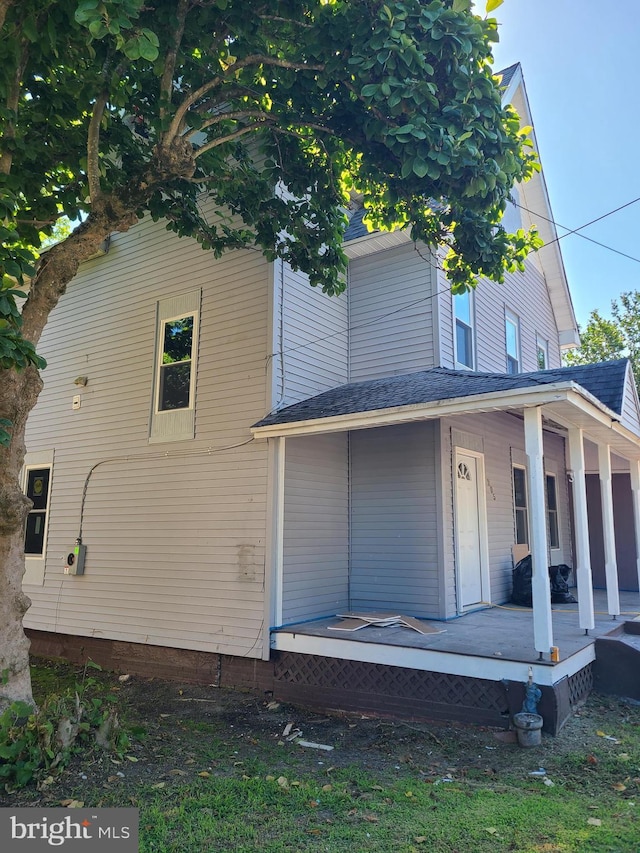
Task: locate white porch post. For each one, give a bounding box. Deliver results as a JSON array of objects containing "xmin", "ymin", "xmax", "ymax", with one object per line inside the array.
[
  {"xmin": 264, "ymin": 436, "xmax": 286, "ymax": 643},
  {"xmin": 524, "ymin": 407, "xmax": 553, "ymax": 656},
  {"xmin": 597, "ymin": 443, "xmax": 620, "ymax": 617},
  {"xmin": 568, "ymin": 427, "xmax": 595, "ymax": 631},
  {"xmin": 629, "ymin": 458, "xmax": 640, "ymax": 594}
]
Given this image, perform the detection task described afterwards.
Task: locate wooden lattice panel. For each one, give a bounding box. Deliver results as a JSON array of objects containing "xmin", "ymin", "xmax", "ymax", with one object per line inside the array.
[
  {"xmin": 275, "ymin": 652, "xmax": 508, "ymax": 712},
  {"xmin": 567, "ymin": 663, "xmax": 593, "ymax": 707}
]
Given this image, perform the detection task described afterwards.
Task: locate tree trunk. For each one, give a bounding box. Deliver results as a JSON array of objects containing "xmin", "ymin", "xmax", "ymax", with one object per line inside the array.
[{"xmin": 0, "ymin": 204, "xmax": 139, "ymax": 711}]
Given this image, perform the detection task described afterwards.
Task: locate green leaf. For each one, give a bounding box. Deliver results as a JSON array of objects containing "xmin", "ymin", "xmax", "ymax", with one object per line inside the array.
[
  {"xmin": 138, "ymin": 38, "xmax": 159, "ymax": 61},
  {"xmin": 453, "ymin": 0, "xmax": 472, "ymax": 11},
  {"xmin": 412, "ymin": 157, "xmax": 428, "ymax": 178}
]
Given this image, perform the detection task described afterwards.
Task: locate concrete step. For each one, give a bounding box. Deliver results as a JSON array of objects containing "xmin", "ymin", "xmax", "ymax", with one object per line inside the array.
[{"xmin": 593, "ymin": 621, "xmax": 640, "ymax": 700}]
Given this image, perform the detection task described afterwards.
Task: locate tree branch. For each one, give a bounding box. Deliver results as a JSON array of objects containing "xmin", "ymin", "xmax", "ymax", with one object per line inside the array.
[
  {"xmin": 193, "ymin": 123, "xmax": 269, "ymax": 158},
  {"xmin": 192, "ymin": 109, "xmax": 273, "ymax": 134},
  {"xmin": 259, "ymin": 14, "xmax": 313, "ymax": 29},
  {"xmin": 167, "ymin": 54, "xmax": 325, "ymax": 145},
  {"xmin": 0, "ymin": 0, "xmax": 15, "ymax": 31},
  {"xmin": 0, "ymin": 35, "xmax": 28, "ymax": 176},
  {"xmin": 159, "ymin": 0, "xmax": 189, "ymax": 124},
  {"xmin": 86, "ymin": 89, "xmax": 109, "ymax": 202}
]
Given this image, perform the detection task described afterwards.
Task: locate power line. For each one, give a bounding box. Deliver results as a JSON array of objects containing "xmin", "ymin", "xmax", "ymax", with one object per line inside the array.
[
  {"xmin": 517, "ymin": 201, "xmax": 640, "ymax": 265},
  {"xmin": 266, "ymin": 194, "xmax": 640, "ymax": 364}
]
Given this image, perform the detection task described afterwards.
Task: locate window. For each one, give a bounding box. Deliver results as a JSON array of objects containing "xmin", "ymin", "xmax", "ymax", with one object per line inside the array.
[
  {"xmin": 157, "ymin": 314, "xmax": 195, "ymax": 411},
  {"xmin": 546, "ymin": 474, "xmax": 560, "ymax": 549},
  {"xmin": 21, "ymin": 450, "xmax": 54, "ymax": 585},
  {"xmin": 454, "ymin": 289, "xmax": 474, "ymax": 369},
  {"xmin": 505, "ymin": 310, "xmax": 520, "ymax": 374},
  {"xmin": 512, "ymin": 466, "xmax": 528, "ymax": 545},
  {"xmin": 150, "ymin": 290, "xmax": 201, "ymax": 444},
  {"xmin": 536, "ymin": 335, "xmax": 548, "ymax": 370},
  {"xmin": 24, "ymin": 468, "xmax": 51, "ymax": 555}
]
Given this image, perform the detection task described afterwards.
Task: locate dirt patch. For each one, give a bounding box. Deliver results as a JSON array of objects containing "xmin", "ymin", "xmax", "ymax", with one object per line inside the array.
[{"xmin": 1, "ymin": 664, "xmax": 638, "ymax": 808}]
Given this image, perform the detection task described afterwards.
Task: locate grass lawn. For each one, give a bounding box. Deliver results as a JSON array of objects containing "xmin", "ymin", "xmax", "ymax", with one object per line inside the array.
[{"xmin": 1, "ymin": 660, "xmax": 638, "ymax": 852}]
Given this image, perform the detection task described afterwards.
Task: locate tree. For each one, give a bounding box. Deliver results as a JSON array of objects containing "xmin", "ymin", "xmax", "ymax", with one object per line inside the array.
[
  {"xmin": 0, "ymin": 0, "xmax": 539, "ymax": 709},
  {"xmin": 564, "ymin": 291, "xmax": 640, "ymax": 387}
]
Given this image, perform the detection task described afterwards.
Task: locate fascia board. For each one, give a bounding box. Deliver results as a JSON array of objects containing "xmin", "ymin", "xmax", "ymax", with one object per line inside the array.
[
  {"xmin": 252, "ymin": 381, "xmax": 586, "ymax": 439},
  {"xmin": 342, "ymin": 228, "xmax": 412, "ymax": 259}
]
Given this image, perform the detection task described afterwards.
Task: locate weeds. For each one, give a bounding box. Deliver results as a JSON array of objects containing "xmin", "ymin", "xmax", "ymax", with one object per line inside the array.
[{"xmin": 0, "ymin": 661, "xmax": 128, "ymax": 790}]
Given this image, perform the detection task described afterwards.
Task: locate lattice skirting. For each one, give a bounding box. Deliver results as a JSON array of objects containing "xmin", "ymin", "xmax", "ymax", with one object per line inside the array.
[
  {"xmin": 273, "ymin": 652, "xmax": 511, "ymax": 728},
  {"xmin": 567, "ymin": 663, "xmax": 593, "ymax": 708}
]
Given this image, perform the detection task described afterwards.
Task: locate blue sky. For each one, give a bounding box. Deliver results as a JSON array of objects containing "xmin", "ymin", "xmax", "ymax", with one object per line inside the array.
[{"xmin": 489, "ymin": 0, "xmax": 640, "ymax": 327}]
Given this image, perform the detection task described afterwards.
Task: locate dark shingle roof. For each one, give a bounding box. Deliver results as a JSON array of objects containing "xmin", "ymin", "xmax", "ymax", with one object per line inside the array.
[
  {"xmin": 343, "ymin": 207, "xmax": 368, "ymax": 242},
  {"xmin": 254, "ymin": 360, "xmax": 629, "ymax": 428},
  {"xmin": 497, "ymin": 63, "xmax": 520, "ymax": 90}
]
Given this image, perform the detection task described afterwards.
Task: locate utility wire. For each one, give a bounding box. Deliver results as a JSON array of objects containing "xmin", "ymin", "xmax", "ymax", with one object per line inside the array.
[
  {"xmin": 517, "ymin": 201, "xmax": 640, "ymax": 265},
  {"xmin": 536, "ymin": 196, "xmax": 640, "ymax": 251},
  {"xmin": 267, "ymin": 194, "xmax": 640, "ymax": 364}
]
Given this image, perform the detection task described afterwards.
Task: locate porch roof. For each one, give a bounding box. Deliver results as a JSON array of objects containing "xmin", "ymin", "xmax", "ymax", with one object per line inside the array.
[{"xmin": 252, "ymin": 360, "xmax": 640, "ymax": 459}]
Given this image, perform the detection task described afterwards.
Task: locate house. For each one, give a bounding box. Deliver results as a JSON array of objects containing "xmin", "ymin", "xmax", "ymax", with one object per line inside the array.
[{"xmin": 22, "ymin": 64, "xmax": 640, "ymax": 732}]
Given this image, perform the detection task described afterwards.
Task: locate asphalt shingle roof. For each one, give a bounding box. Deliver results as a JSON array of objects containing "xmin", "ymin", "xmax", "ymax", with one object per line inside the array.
[{"xmin": 254, "ymin": 360, "xmax": 629, "ymax": 428}]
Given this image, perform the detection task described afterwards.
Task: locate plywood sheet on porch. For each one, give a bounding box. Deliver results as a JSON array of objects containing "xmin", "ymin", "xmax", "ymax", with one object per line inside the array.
[{"xmin": 276, "ymin": 591, "xmax": 640, "ymax": 666}]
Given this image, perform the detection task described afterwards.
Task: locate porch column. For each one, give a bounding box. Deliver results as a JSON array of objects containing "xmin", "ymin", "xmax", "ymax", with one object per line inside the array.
[
  {"xmin": 568, "ymin": 427, "xmax": 595, "ymax": 631},
  {"xmin": 265, "ymin": 436, "xmax": 286, "ymax": 637},
  {"xmin": 629, "ymin": 458, "xmax": 640, "ymax": 594},
  {"xmin": 597, "ymin": 443, "xmax": 620, "ymax": 617},
  {"xmin": 524, "ymin": 407, "xmax": 553, "ymax": 656}
]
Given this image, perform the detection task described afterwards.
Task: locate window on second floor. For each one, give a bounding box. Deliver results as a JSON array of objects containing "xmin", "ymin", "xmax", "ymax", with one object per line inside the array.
[
  {"xmin": 536, "ymin": 335, "xmax": 549, "ymax": 371},
  {"xmin": 505, "ymin": 310, "xmax": 521, "ymax": 374},
  {"xmin": 149, "ymin": 289, "xmax": 201, "ymax": 444},
  {"xmin": 454, "ymin": 289, "xmax": 475, "ymax": 369},
  {"xmin": 157, "ymin": 314, "xmax": 196, "ymax": 412}
]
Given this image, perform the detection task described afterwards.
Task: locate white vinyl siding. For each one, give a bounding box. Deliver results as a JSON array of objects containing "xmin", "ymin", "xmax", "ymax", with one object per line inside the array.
[
  {"xmin": 350, "ymin": 422, "xmax": 441, "ymax": 617},
  {"xmin": 282, "ymin": 434, "xmax": 349, "ymax": 624},
  {"xmin": 349, "ymin": 244, "xmax": 435, "ymax": 381},
  {"xmin": 23, "ymin": 212, "xmax": 271, "ymax": 658},
  {"xmin": 435, "ymin": 257, "xmax": 562, "ymax": 373},
  {"xmin": 273, "ymin": 261, "xmax": 348, "ymax": 408}
]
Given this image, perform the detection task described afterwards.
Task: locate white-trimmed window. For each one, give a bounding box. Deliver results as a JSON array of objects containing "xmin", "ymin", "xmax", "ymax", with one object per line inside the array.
[
  {"xmin": 545, "ymin": 473, "xmax": 560, "ymax": 550},
  {"xmin": 536, "ymin": 335, "xmax": 549, "ymax": 371},
  {"xmin": 454, "ymin": 289, "xmax": 475, "ymax": 369},
  {"xmin": 22, "ymin": 449, "xmax": 54, "ymax": 585},
  {"xmin": 505, "ymin": 310, "xmax": 521, "ymax": 374},
  {"xmin": 150, "ymin": 290, "xmax": 201, "ymax": 443},
  {"xmin": 512, "ymin": 465, "xmax": 529, "ymax": 545}
]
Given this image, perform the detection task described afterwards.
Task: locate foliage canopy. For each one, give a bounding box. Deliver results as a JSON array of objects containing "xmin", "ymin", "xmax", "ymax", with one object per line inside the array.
[
  {"xmin": 1, "ymin": 0, "xmax": 539, "ymax": 392},
  {"xmin": 564, "ymin": 291, "xmax": 640, "ymax": 387}
]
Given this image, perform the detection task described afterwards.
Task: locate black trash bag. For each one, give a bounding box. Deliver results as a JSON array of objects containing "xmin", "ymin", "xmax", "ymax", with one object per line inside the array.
[
  {"xmin": 511, "ymin": 555, "xmax": 533, "ymax": 607},
  {"xmin": 549, "ymin": 564, "xmax": 577, "ymax": 604}
]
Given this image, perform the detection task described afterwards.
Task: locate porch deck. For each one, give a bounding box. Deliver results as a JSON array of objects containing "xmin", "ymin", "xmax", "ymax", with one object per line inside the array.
[{"xmin": 272, "ymin": 590, "xmax": 640, "ymax": 687}]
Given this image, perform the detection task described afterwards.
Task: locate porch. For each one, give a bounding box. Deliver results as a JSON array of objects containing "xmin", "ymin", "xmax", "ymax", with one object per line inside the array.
[{"xmin": 271, "ymin": 591, "xmax": 640, "ymax": 733}]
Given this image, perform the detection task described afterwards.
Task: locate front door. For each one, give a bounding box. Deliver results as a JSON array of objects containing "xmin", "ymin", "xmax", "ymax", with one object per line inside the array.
[{"xmin": 454, "ymin": 449, "xmax": 486, "ymax": 608}]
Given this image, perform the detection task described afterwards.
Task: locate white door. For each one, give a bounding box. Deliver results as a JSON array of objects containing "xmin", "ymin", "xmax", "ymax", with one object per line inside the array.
[{"xmin": 454, "ymin": 450, "xmax": 485, "ymax": 607}]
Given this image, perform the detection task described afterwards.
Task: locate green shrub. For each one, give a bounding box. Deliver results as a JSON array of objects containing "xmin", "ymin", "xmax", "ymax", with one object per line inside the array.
[{"xmin": 0, "ymin": 663, "xmax": 129, "ymax": 789}]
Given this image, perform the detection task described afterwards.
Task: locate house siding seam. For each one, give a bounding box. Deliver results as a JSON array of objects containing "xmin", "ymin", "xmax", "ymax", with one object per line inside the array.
[
  {"xmin": 437, "ymin": 258, "xmax": 561, "ymax": 374},
  {"xmin": 349, "ymin": 244, "xmax": 434, "ymax": 381},
  {"xmin": 278, "ymin": 262, "xmax": 348, "ymax": 407},
  {"xmin": 350, "ymin": 422, "xmax": 440, "ymax": 617},
  {"xmin": 282, "ymin": 433, "xmax": 349, "ymax": 624},
  {"xmin": 23, "ymin": 213, "xmax": 272, "ymax": 658}
]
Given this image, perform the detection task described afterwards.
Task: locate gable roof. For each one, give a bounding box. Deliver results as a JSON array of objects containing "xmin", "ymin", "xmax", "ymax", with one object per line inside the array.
[
  {"xmin": 254, "ymin": 360, "xmax": 630, "ymax": 428},
  {"xmin": 342, "ymin": 63, "xmax": 580, "ymax": 349}
]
